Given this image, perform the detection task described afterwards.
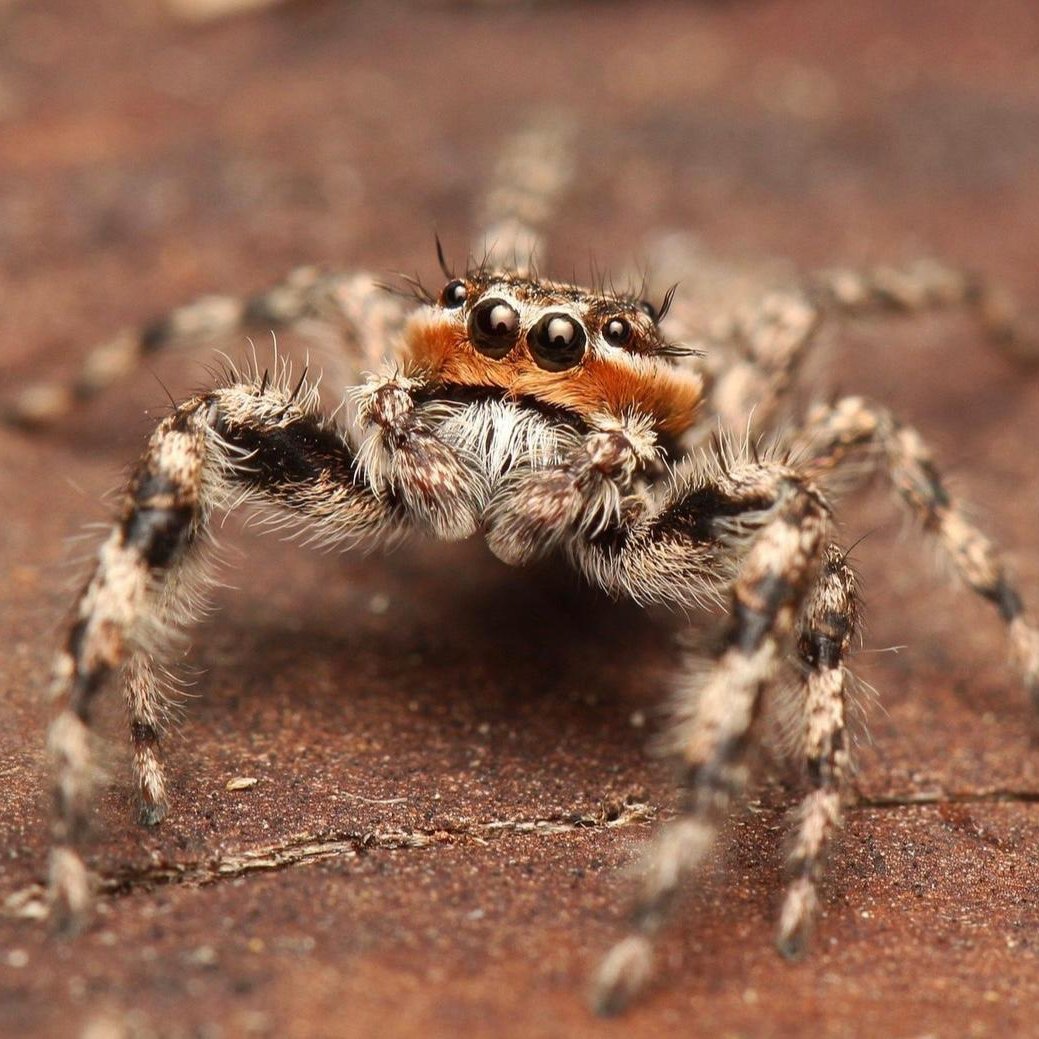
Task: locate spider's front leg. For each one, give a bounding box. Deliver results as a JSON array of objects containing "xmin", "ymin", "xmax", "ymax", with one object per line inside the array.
[
  {"xmin": 490, "ymin": 425, "xmax": 837, "ymax": 1010},
  {"xmin": 46, "ymin": 372, "xmax": 480, "ymax": 927}
]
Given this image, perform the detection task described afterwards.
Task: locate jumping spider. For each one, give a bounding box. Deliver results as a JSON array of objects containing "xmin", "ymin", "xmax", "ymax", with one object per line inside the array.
[{"xmin": 30, "ymin": 242, "xmax": 1039, "ymax": 1014}]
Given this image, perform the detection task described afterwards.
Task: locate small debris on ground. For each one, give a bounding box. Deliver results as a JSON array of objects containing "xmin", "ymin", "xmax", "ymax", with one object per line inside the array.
[{"xmin": 163, "ymin": 0, "xmax": 287, "ymax": 23}]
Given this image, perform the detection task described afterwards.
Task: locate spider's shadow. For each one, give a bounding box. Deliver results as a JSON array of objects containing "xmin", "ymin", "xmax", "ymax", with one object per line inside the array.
[{"xmin": 200, "ymin": 537, "xmax": 688, "ymax": 733}]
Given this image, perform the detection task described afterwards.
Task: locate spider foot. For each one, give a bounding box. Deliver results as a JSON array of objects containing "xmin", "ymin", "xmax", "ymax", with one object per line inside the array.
[
  {"xmin": 589, "ymin": 934, "xmax": 654, "ymax": 1017},
  {"xmin": 776, "ymin": 876, "xmax": 817, "ymax": 960},
  {"xmin": 48, "ymin": 847, "xmax": 92, "ymax": 935}
]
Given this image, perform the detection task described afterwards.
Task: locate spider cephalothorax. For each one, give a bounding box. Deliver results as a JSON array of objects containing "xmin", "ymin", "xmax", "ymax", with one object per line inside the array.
[{"xmin": 26, "ymin": 242, "xmax": 1039, "ymax": 1018}]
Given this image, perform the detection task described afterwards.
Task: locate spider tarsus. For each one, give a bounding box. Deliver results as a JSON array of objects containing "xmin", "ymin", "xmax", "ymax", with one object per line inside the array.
[
  {"xmin": 776, "ymin": 876, "xmax": 817, "ymax": 961},
  {"xmin": 137, "ymin": 801, "xmax": 168, "ymax": 827},
  {"xmin": 589, "ymin": 934, "xmax": 654, "ymax": 1017},
  {"xmin": 48, "ymin": 847, "xmax": 92, "ymax": 935}
]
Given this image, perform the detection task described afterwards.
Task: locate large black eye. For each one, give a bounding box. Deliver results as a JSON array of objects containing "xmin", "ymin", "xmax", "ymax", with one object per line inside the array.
[
  {"xmin": 603, "ymin": 316, "xmax": 631, "ymax": 347},
  {"xmin": 440, "ymin": 279, "xmax": 468, "ymax": 309},
  {"xmin": 469, "ymin": 297, "xmax": 521, "ymax": 358},
  {"xmin": 528, "ymin": 312, "xmax": 586, "ymax": 372}
]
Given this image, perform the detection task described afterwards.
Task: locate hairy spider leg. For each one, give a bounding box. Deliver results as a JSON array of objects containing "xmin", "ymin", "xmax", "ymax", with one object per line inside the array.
[
  {"xmin": 47, "ymin": 370, "xmax": 481, "ymax": 926},
  {"xmin": 4, "ymin": 269, "xmax": 406, "ymax": 429}
]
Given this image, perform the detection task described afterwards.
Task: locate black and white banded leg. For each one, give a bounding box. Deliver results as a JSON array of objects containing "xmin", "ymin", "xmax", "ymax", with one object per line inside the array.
[
  {"xmin": 702, "ymin": 289, "xmax": 823, "ymax": 433},
  {"xmin": 777, "ymin": 543, "xmax": 859, "ymax": 958},
  {"xmin": 801, "ymin": 395, "xmax": 1039, "ymax": 701},
  {"xmin": 689, "ymin": 258, "xmax": 1039, "ymax": 436},
  {"xmin": 811, "ymin": 259, "xmax": 1039, "ymax": 368},
  {"xmin": 47, "ymin": 373, "xmax": 479, "ymax": 926},
  {"xmin": 124, "ymin": 654, "xmax": 174, "ymax": 827},
  {"xmin": 6, "ymin": 267, "xmax": 405, "ymax": 429},
  {"xmin": 573, "ymin": 459, "xmax": 831, "ymax": 1014}
]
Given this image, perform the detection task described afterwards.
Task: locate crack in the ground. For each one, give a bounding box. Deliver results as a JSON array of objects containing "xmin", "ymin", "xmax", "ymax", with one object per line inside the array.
[
  {"xmin": 3, "ymin": 801, "xmax": 658, "ymax": 920},
  {"xmin": 852, "ymin": 788, "xmax": 1039, "ymax": 808},
  {"xmin": 9, "ymin": 789, "xmax": 1039, "ymax": 922}
]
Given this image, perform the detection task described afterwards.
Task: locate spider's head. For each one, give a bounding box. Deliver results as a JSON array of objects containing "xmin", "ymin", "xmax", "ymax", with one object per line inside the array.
[{"xmin": 404, "ymin": 268, "xmax": 704, "ymax": 437}]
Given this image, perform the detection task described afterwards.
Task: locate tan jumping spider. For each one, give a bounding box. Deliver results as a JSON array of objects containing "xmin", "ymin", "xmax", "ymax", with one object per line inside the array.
[{"xmin": 29, "ymin": 240, "xmax": 1039, "ymax": 1014}]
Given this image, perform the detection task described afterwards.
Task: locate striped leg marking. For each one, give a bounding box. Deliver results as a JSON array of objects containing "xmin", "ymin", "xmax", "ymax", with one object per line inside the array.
[
  {"xmin": 590, "ymin": 465, "xmax": 830, "ymax": 1014},
  {"xmin": 5, "ymin": 268, "xmax": 406, "ymax": 429},
  {"xmin": 777, "ymin": 543, "xmax": 858, "ymax": 958},
  {"xmin": 802, "ymin": 395, "xmax": 1039, "ymax": 703},
  {"xmin": 47, "ymin": 370, "xmax": 483, "ymax": 926}
]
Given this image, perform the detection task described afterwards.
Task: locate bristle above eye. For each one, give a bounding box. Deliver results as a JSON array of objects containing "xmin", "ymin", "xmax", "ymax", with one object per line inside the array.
[
  {"xmin": 644, "ymin": 340, "xmax": 704, "ymax": 359},
  {"xmin": 658, "ymin": 284, "xmax": 678, "ymax": 322},
  {"xmin": 403, "ymin": 274, "xmax": 436, "ymax": 304},
  {"xmin": 378, "ymin": 275, "xmax": 435, "ymax": 305},
  {"xmin": 435, "ymin": 233, "xmax": 453, "ymax": 279}
]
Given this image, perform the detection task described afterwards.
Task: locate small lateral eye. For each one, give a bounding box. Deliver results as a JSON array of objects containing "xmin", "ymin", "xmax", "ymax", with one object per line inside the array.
[
  {"xmin": 440, "ymin": 279, "xmax": 468, "ymax": 309},
  {"xmin": 528, "ymin": 312, "xmax": 587, "ymax": 372},
  {"xmin": 637, "ymin": 299, "xmax": 658, "ymax": 322},
  {"xmin": 603, "ymin": 316, "xmax": 631, "ymax": 347}
]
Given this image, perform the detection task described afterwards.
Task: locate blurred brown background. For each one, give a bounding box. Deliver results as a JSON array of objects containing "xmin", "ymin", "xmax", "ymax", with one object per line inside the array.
[{"xmin": 2, "ymin": 2, "xmax": 1039, "ymax": 1036}]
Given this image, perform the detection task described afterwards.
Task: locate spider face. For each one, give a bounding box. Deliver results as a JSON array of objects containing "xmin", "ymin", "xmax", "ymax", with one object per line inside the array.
[{"xmin": 406, "ymin": 270, "xmax": 704, "ymax": 436}]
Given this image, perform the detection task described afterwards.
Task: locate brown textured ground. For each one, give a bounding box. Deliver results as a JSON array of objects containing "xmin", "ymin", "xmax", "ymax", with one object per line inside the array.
[{"xmin": 3, "ymin": 2, "xmax": 1039, "ymax": 1037}]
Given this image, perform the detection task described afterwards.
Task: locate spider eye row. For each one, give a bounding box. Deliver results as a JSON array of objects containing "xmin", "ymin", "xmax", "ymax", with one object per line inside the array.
[
  {"xmin": 439, "ymin": 281, "xmax": 648, "ymax": 371},
  {"xmin": 469, "ymin": 298, "xmax": 586, "ymax": 370}
]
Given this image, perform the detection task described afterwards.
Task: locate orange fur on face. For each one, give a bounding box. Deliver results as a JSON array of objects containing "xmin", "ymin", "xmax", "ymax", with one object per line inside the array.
[{"xmin": 402, "ymin": 313, "xmax": 703, "ymax": 437}]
